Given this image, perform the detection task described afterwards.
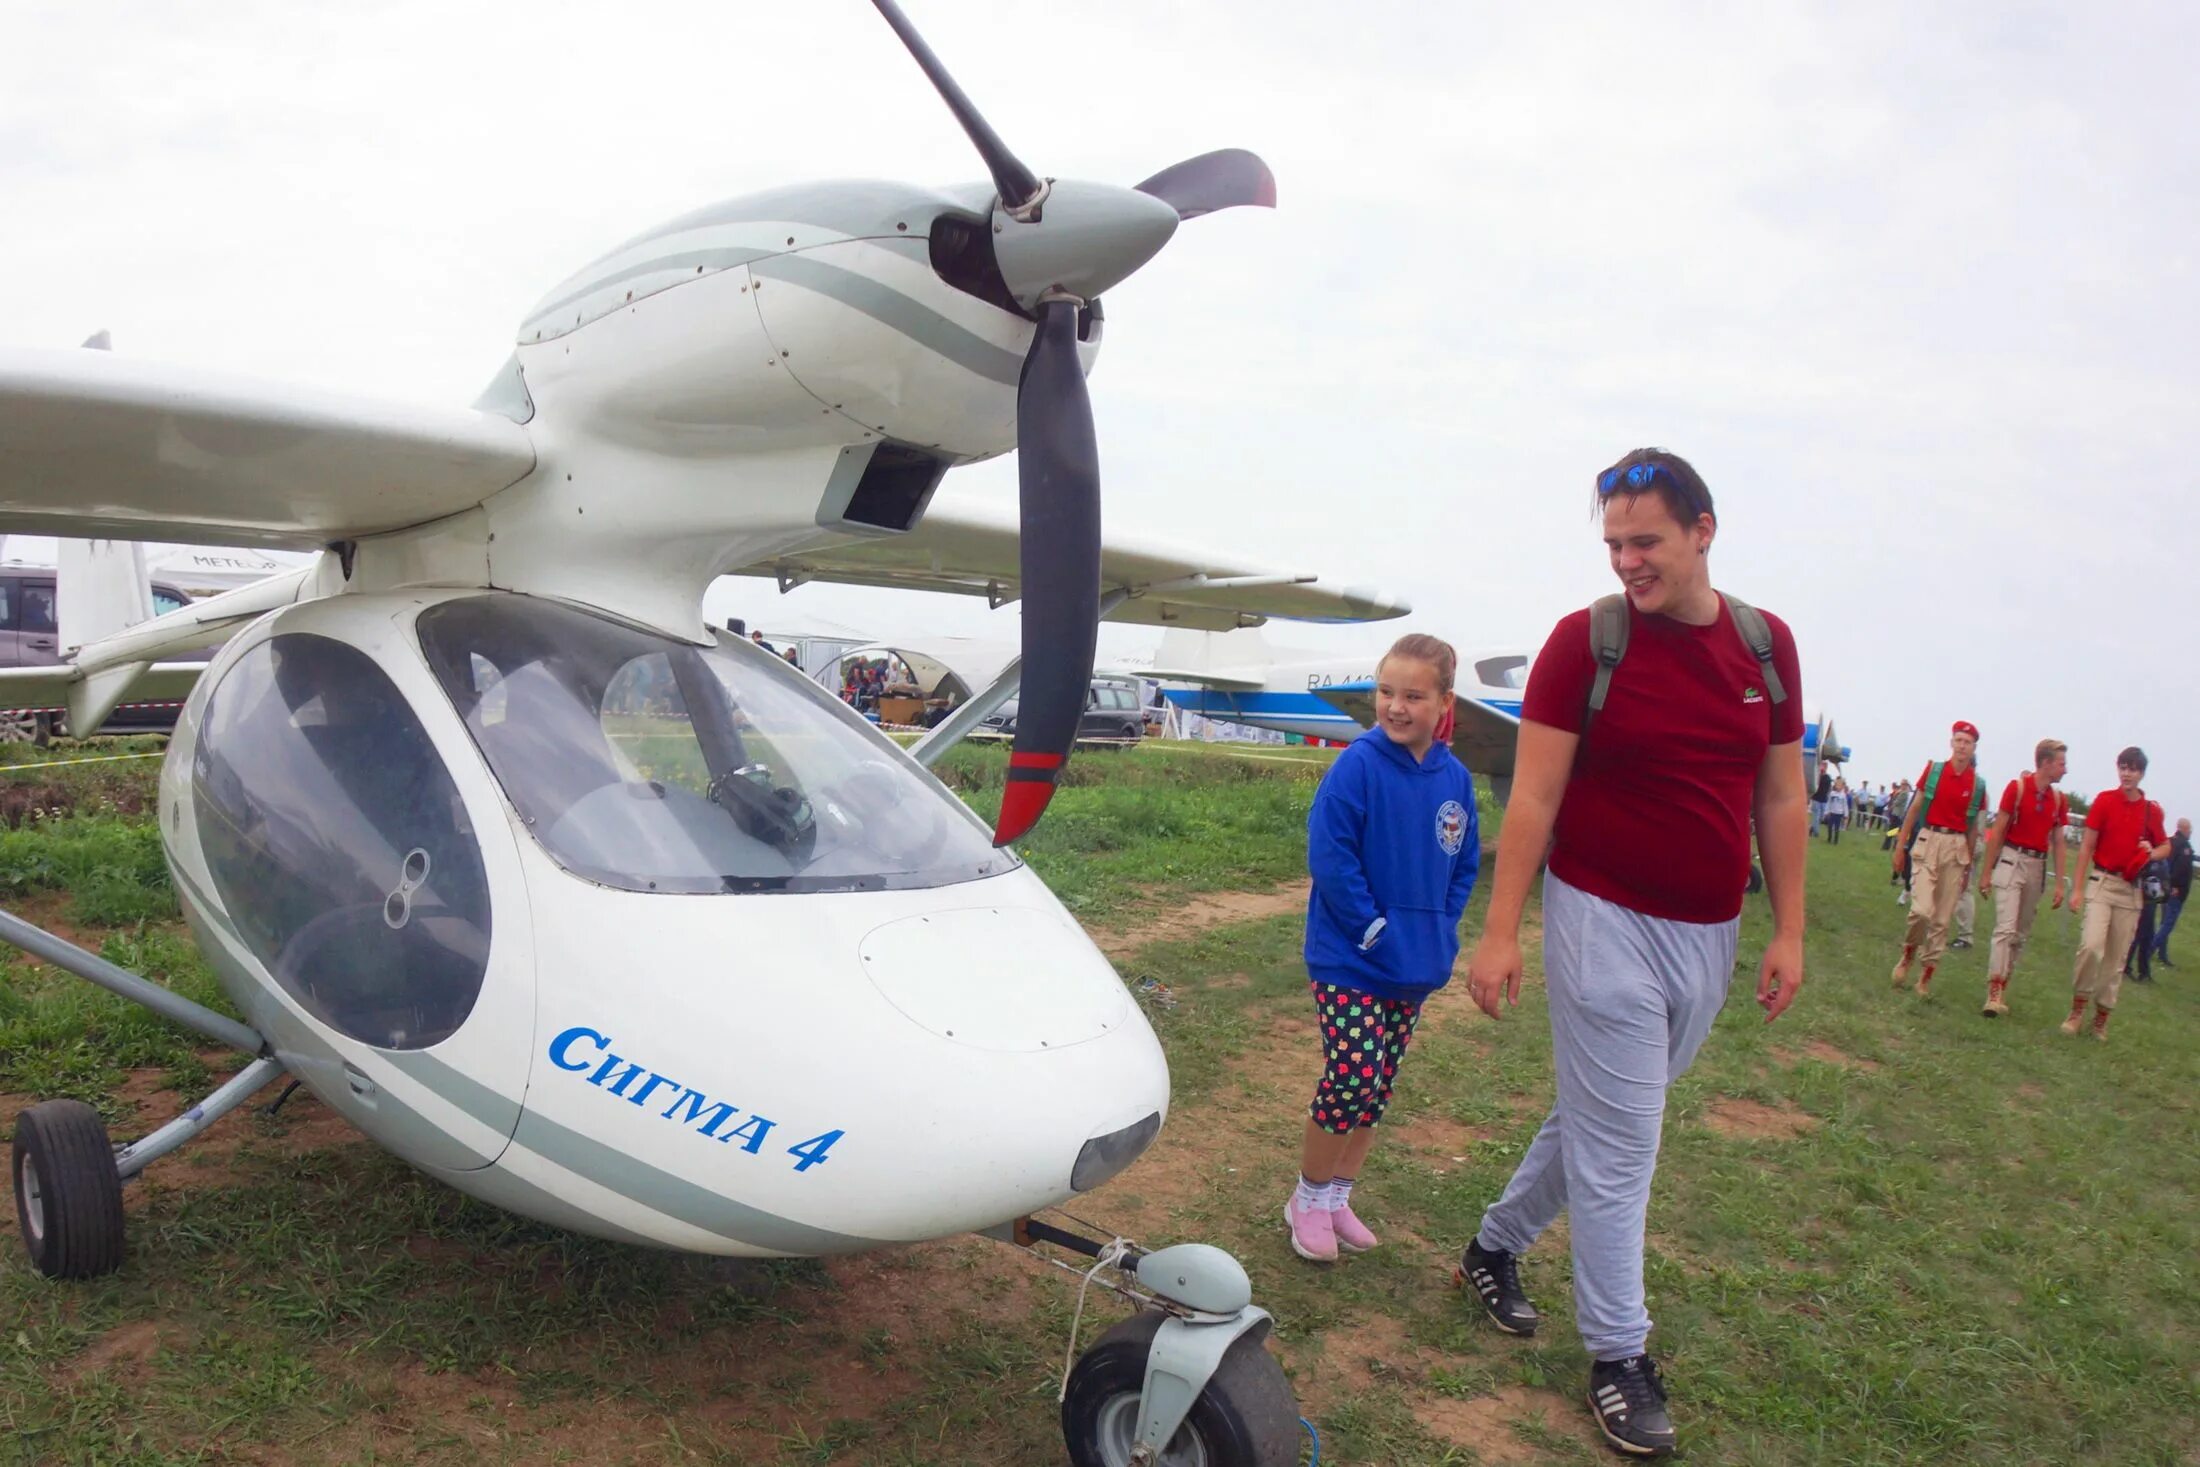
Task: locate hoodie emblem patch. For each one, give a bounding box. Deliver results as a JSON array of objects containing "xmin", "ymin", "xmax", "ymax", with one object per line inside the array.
[{"xmin": 1436, "ymin": 800, "xmax": 1467, "ymax": 856}]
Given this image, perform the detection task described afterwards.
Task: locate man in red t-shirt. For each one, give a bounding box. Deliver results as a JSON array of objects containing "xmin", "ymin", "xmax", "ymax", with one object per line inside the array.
[
  {"xmin": 1975, "ymin": 738, "xmax": 2070, "ymax": 1016},
  {"xmin": 1453, "ymin": 449, "xmax": 1806, "ymax": 1459},
  {"xmin": 2062, "ymin": 746, "xmax": 2171, "ymax": 1040},
  {"xmin": 1888, "ymin": 721, "xmax": 1984, "ymax": 995}
]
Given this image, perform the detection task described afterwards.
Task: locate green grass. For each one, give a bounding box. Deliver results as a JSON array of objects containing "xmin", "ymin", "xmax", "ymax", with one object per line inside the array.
[{"xmin": 1, "ymin": 749, "xmax": 2196, "ymax": 1464}]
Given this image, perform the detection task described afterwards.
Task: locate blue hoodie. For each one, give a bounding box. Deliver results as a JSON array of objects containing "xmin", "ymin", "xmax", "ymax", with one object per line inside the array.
[{"xmin": 1304, "ymin": 726, "xmax": 1480, "ymax": 1002}]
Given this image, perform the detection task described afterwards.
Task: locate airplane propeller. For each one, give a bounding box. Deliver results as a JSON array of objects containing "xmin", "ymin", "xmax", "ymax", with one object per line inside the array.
[{"xmin": 867, "ymin": 0, "xmax": 1278, "ymax": 845}]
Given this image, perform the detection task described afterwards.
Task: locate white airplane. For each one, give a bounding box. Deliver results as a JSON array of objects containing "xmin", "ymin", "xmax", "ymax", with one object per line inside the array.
[
  {"xmin": 1146, "ymin": 628, "xmax": 1844, "ymax": 804},
  {"xmin": 0, "ymin": 6, "xmax": 1405, "ymax": 1463},
  {"xmin": 1145, "ymin": 628, "xmax": 1530, "ymax": 792}
]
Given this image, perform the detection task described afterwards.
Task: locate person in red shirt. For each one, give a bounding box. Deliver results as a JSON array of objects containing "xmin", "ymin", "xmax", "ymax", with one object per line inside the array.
[
  {"xmin": 1451, "ymin": 449, "xmax": 1807, "ymax": 1459},
  {"xmin": 1888, "ymin": 722, "xmax": 1984, "ymax": 995},
  {"xmin": 2062, "ymin": 746, "xmax": 2171, "ymax": 1040},
  {"xmin": 1974, "ymin": 738, "xmax": 2070, "ymax": 1017}
]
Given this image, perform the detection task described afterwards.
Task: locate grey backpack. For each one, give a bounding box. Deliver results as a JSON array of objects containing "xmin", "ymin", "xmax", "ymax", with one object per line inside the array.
[{"xmin": 1583, "ymin": 592, "xmax": 1786, "ymax": 731}]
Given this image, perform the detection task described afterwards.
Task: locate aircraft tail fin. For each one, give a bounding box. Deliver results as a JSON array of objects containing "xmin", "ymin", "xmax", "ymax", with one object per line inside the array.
[{"xmin": 57, "ymin": 540, "xmax": 154, "ymax": 655}]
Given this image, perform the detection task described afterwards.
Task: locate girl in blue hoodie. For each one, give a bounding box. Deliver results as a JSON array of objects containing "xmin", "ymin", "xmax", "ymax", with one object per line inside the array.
[{"xmin": 1287, "ymin": 633, "xmax": 1480, "ymax": 1263}]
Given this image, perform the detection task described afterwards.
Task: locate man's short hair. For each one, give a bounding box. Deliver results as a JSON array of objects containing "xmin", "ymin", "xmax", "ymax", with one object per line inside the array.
[
  {"xmin": 1592, "ymin": 448, "xmax": 1715, "ymax": 529},
  {"xmin": 2035, "ymin": 738, "xmax": 2067, "ymax": 766},
  {"xmin": 2117, "ymin": 745, "xmax": 2148, "ymax": 772}
]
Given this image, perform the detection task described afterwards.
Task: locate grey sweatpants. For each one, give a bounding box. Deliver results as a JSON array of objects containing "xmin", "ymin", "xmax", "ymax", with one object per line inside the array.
[{"xmin": 1477, "ymin": 872, "xmax": 1737, "ymax": 1360}]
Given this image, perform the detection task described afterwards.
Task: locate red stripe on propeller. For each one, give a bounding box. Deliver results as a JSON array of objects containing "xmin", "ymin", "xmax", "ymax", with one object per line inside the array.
[{"xmin": 993, "ymin": 772, "xmax": 1060, "ymax": 847}]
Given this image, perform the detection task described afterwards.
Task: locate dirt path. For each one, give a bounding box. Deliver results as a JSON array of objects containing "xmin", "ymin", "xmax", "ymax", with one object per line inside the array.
[{"xmin": 1088, "ymin": 878, "xmax": 1310, "ymax": 960}]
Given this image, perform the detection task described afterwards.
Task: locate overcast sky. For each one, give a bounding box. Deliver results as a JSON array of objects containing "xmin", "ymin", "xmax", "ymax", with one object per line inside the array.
[{"xmin": 7, "ymin": 0, "xmax": 2195, "ymax": 820}]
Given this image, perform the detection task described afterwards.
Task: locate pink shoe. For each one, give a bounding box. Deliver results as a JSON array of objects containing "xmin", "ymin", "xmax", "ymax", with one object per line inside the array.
[
  {"xmin": 1285, "ymin": 1196, "xmax": 1337, "ymax": 1262},
  {"xmin": 1331, "ymin": 1204, "xmax": 1378, "ymax": 1254}
]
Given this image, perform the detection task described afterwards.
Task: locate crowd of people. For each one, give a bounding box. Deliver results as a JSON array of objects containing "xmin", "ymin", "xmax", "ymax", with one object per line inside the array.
[{"xmin": 1869, "ymin": 728, "xmax": 2187, "ymax": 1037}]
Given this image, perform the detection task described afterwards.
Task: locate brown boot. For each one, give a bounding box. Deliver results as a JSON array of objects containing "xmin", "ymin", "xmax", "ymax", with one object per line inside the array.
[
  {"xmin": 1982, "ymin": 977, "xmax": 2008, "ymax": 1017},
  {"xmin": 2059, "ymin": 994, "xmax": 2088, "ymax": 1036},
  {"xmin": 1915, "ymin": 963, "xmax": 1936, "ymax": 996},
  {"xmin": 2092, "ymin": 1006, "xmax": 2111, "ymax": 1042},
  {"xmin": 1891, "ymin": 944, "xmax": 1917, "ymax": 987}
]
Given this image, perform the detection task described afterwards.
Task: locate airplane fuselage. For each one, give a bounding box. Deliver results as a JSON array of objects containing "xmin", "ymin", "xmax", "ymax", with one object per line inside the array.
[
  {"xmin": 159, "ymin": 588, "xmax": 1167, "ymax": 1255},
  {"xmin": 1160, "ymin": 657, "xmax": 1526, "ymax": 745}
]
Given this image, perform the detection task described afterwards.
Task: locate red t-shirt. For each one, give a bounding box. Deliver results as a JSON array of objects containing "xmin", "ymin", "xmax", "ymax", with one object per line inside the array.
[
  {"xmin": 2085, "ymin": 789, "xmax": 2168, "ymax": 879},
  {"xmin": 1997, "ymin": 774, "xmax": 2067, "ymax": 853},
  {"xmin": 1523, "ymin": 600, "xmax": 1804, "ymax": 923},
  {"xmin": 1916, "ymin": 761, "xmax": 1981, "ymax": 830}
]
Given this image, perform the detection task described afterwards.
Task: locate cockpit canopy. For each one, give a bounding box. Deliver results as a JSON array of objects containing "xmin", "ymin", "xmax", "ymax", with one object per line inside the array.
[{"xmin": 416, "ymin": 595, "xmax": 1013, "ymax": 895}]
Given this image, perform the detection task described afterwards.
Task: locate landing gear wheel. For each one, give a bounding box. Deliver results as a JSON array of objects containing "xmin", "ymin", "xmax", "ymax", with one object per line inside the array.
[
  {"xmin": 1063, "ymin": 1311, "xmax": 1300, "ymax": 1467},
  {"xmin": 12, "ymin": 1100, "xmax": 126, "ymax": 1279},
  {"xmin": 0, "ymin": 709, "xmax": 42, "ymax": 746}
]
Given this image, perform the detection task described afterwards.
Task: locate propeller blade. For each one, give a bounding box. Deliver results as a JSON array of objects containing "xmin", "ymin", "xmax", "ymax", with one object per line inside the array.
[
  {"xmin": 995, "ymin": 299, "xmax": 1100, "ymax": 847},
  {"xmin": 867, "ymin": 0, "xmax": 1043, "ymax": 212},
  {"xmin": 1132, "ymin": 148, "xmax": 1278, "ymax": 221}
]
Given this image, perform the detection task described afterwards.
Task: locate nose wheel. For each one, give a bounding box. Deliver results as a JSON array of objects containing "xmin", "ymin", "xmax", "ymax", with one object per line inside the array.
[
  {"xmin": 1064, "ymin": 1310, "xmax": 1300, "ymax": 1467},
  {"xmin": 994, "ymin": 1213, "xmax": 1303, "ymax": 1467},
  {"xmin": 11, "ymin": 1100, "xmax": 126, "ymax": 1279}
]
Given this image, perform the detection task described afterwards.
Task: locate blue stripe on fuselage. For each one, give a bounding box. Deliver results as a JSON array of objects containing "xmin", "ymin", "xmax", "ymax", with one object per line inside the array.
[{"xmin": 1160, "ymin": 688, "xmax": 1524, "ymax": 726}]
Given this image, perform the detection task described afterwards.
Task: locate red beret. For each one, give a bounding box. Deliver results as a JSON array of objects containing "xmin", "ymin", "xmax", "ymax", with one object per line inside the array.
[{"xmin": 1952, "ymin": 720, "xmax": 1980, "ymax": 740}]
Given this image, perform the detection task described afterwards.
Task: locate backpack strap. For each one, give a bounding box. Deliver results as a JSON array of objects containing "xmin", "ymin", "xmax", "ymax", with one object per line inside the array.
[
  {"xmin": 1919, "ymin": 760, "xmax": 1945, "ymax": 817},
  {"xmin": 1585, "ymin": 594, "xmax": 1630, "ymax": 729},
  {"xmin": 1721, "ymin": 593, "xmax": 1786, "ymax": 706}
]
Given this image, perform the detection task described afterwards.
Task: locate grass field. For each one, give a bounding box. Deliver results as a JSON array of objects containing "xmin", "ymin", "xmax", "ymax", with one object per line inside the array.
[{"xmin": 1, "ymin": 737, "xmax": 2196, "ymax": 1465}]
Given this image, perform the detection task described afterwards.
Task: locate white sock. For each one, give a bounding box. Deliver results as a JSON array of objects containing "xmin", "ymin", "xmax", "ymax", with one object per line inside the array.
[
  {"xmin": 1326, "ymin": 1176, "xmax": 1355, "ymax": 1212},
  {"xmin": 1293, "ymin": 1175, "xmax": 1326, "ymax": 1213}
]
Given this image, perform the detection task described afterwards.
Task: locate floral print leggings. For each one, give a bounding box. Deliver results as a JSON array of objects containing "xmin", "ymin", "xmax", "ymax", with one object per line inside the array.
[{"xmin": 1308, "ymin": 982, "xmax": 1422, "ymax": 1134}]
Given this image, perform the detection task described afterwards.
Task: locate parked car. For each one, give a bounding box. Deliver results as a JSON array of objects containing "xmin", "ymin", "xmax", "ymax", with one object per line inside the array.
[
  {"xmin": 980, "ymin": 676, "xmax": 1147, "ymax": 746},
  {"xmin": 0, "ymin": 569, "xmax": 201, "ymax": 744}
]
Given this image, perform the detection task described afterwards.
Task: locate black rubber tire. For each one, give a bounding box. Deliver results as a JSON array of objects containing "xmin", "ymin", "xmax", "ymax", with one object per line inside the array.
[
  {"xmin": 12, "ymin": 1100, "xmax": 126, "ymax": 1280},
  {"xmin": 1063, "ymin": 1310, "xmax": 1301, "ymax": 1467}
]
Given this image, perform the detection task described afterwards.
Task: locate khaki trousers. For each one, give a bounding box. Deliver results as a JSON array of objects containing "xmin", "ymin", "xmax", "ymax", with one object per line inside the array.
[
  {"xmin": 2073, "ymin": 873, "xmax": 2142, "ymax": 1011},
  {"xmin": 1903, "ymin": 829, "xmax": 1970, "ymax": 967},
  {"xmin": 1988, "ymin": 849, "xmax": 2046, "ymax": 980}
]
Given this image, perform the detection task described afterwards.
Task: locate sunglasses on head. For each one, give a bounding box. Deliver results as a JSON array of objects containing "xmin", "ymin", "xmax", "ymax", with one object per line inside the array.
[
  {"xmin": 1597, "ymin": 460, "xmax": 1707, "ymax": 519},
  {"xmin": 1597, "ymin": 462, "xmax": 1673, "ymax": 496}
]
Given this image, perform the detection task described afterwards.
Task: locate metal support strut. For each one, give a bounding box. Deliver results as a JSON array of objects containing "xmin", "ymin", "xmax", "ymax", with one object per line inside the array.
[
  {"xmin": 0, "ymin": 906, "xmax": 265, "ymax": 1056},
  {"xmin": 114, "ymin": 1057, "xmax": 288, "ymax": 1179}
]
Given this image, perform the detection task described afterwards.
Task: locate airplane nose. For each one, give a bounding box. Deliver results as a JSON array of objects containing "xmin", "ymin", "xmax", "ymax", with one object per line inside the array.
[
  {"xmin": 858, "ymin": 906, "xmax": 1130, "ymax": 1050},
  {"xmin": 1072, "ymin": 1110, "xmax": 1162, "ymax": 1192},
  {"xmin": 992, "ymin": 180, "xmax": 1181, "ymax": 309}
]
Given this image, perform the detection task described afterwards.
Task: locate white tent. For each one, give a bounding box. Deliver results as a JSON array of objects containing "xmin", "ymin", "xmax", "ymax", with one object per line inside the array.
[{"xmin": 0, "ymin": 536, "xmax": 310, "ymax": 598}]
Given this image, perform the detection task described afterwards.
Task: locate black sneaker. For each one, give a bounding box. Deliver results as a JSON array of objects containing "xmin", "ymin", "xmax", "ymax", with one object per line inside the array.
[
  {"xmin": 1455, "ymin": 1237, "xmax": 1540, "ymax": 1336},
  {"xmin": 1586, "ymin": 1354, "xmax": 1675, "ymax": 1458}
]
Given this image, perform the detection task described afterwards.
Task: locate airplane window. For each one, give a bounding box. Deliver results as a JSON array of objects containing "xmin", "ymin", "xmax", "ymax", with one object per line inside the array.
[
  {"xmin": 417, "ymin": 595, "xmax": 1015, "ymax": 896},
  {"xmin": 192, "ymin": 634, "xmax": 492, "ymax": 1050},
  {"xmin": 152, "ymin": 588, "xmax": 189, "ymax": 617},
  {"xmin": 1474, "ymin": 655, "xmax": 1528, "ymax": 691}
]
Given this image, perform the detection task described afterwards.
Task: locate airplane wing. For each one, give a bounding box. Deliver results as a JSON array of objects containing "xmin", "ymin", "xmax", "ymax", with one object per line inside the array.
[
  {"xmin": 1135, "ymin": 667, "xmax": 1265, "ymax": 691},
  {"xmin": 0, "ymin": 348, "xmax": 536, "ymax": 548},
  {"xmin": 0, "ymin": 562, "xmax": 322, "ymax": 731},
  {"xmin": 1314, "ymin": 684, "xmax": 1522, "ymax": 784},
  {"xmin": 735, "ymin": 496, "xmax": 1410, "ymax": 631},
  {"xmin": 0, "ymin": 662, "xmax": 207, "ymax": 717}
]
